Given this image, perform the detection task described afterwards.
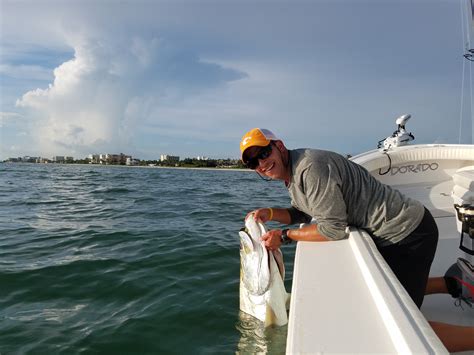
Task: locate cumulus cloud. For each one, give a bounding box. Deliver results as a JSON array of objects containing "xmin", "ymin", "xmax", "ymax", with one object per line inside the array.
[
  {"xmin": 16, "ymin": 35, "xmax": 246, "ymax": 157},
  {"xmin": 2, "ymin": 1, "xmax": 468, "ymax": 159}
]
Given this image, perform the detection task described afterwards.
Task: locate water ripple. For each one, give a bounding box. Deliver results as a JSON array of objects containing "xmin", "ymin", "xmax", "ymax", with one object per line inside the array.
[{"xmin": 0, "ymin": 163, "xmax": 293, "ymax": 354}]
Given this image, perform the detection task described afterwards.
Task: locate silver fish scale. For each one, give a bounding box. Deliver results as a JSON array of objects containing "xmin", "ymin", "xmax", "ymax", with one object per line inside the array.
[{"xmin": 239, "ymin": 217, "xmax": 271, "ymax": 295}]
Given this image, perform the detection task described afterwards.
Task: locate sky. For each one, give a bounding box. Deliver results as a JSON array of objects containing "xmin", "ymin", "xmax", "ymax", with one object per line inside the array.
[{"xmin": 1, "ymin": 0, "xmax": 473, "ymax": 160}]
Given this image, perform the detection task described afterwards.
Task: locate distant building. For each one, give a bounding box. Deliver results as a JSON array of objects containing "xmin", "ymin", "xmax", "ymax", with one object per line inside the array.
[
  {"xmin": 99, "ymin": 153, "xmax": 131, "ymax": 165},
  {"xmin": 126, "ymin": 157, "xmax": 140, "ymax": 166},
  {"xmin": 196, "ymin": 156, "xmax": 209, "ymax": 161},
  {"xmin": 88, "ymin": 154, "xmax": 100, "ymax": 164},
  {"xmin": 99, "ymin": 154, "xmax": 107, "ymax": 164},
  {"xmin": 52, "ymin": 156, "xmax": 65, "ymax": 163},
  {"xmin": 5, "ymin": 156, "xmax": 52, "ymax": 164},
  {"xmin": 160, "ymin": 154, "xmax": 180, "ymax": 162},
  {"xmin": 22, "ymin": 156, "xmax": 38, "ymax": 163},
  {"xmin": 36, "ymin": 157, "xmax": 50, "ymax": 163}
]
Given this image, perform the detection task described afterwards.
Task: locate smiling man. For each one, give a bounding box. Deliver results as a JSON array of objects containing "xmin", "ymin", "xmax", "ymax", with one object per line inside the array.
[
  {"xmin": 239, "ymin": 127, "xmax": 474, "ymax": 352},
  {"xmin": 240, "ymin": 127, "xmax": 436, "ymax": 306}
]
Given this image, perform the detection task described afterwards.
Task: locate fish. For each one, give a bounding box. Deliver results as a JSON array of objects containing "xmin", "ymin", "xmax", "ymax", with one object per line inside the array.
[{"xmin": 238, "ymin": 214, "xmax": 290, "ymax": 326}]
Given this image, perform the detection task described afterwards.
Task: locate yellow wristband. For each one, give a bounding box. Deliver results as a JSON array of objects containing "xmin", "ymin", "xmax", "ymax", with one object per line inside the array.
[{"xmin": 268, "ymin": 208, "xmax": 273, "ymax": 221}]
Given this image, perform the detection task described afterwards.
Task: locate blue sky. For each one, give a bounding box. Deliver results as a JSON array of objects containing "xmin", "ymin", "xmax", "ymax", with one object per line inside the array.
[{"xmin": 1, "ymin": 0, "xmax": 473, "ymax": 160}]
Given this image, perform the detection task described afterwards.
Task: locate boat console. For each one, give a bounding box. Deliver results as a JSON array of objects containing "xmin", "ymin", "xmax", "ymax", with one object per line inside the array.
[{"xmin": 378, "ymin": 114, "xmax": 415, "ymax": 151}]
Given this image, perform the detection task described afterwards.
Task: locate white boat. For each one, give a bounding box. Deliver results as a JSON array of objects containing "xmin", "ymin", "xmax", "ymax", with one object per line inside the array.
[
  {"xmin": 286, "ymin": 116, "xmax": 473, "ymax": 354},
  {"xmin": 286, "ymin": 1, "xmax": 474, "ymax": 352}
]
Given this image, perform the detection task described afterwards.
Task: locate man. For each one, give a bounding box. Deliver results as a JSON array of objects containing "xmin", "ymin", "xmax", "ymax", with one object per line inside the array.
[{"xmin": 240, "ymin": 127, "xmax": 473, "ymax": 352}]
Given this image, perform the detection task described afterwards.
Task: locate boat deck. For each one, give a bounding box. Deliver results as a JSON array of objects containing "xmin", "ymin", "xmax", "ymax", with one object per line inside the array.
[
  {"xmin": 395, "ymin": 180, "xmax": 474, "ymax": 327},
  {"xmin": 394, "ymin": 179, "xmax": 455, "ymax": 218},
  {"xmin": 394, "ymin": 179, "xmax": 467, "ymax": 274}
]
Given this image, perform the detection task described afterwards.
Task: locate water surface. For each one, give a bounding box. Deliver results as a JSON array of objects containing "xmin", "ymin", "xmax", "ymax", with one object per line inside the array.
[{"xmin": 0, "ymin": 164, "xmax": 296, "ymax": 354}]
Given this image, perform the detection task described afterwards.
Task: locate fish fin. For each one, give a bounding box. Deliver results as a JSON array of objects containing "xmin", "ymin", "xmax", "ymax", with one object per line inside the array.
[
  {"xmin": 271, "ymin": 249, "xmax": 285, "ymax": 279},
  {"xmin": 265, "ymin": 303, "xmax": 288, "ymax": 327},
  {"xmin": 258, "ymin": 221, "xmax": 267, "ymax": 235},
  {"xmin": 239, "ymin": 230, "xmax": 254, "ymax": 252},
  {"xmin": 264, "ymin": 305, "xmax": 277, "ymax": 327}
]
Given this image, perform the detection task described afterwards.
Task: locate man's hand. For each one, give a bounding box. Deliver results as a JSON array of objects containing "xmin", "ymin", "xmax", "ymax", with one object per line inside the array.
[
  {"xmin": 246, "ymin": 208, "xmax": 272, "ymax": 223},
  {"xmin": 261, "ymin": 229, "xmax": 283, "ymax": 251}
]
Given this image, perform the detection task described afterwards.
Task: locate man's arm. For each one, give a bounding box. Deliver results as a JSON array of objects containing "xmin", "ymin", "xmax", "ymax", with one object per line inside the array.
[
  {"xmin": 287, "ymin": 224, "xmax": 330, "ymax": 242},
  {"xmin": 250, "ymin": 207, "xmax": 311, "ymax": 225},
  {"xmin": 261, "ymin": 224, "xmax": 330, "ymax": 250},
  {"xmin": 250, "ymin": 207, "xmax": 292, "ymax": 224}
]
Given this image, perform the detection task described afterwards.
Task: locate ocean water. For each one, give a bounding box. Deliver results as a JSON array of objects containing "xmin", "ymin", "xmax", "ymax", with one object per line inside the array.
[{"xmin": 0, "ymin": 163, "xmax": 296, "ymax": 354}]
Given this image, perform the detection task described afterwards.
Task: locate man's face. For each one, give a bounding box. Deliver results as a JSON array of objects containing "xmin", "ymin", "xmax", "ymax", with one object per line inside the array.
[{"xmin": 245, "ymin": 142, "xmax": 287, "ymax": 180}]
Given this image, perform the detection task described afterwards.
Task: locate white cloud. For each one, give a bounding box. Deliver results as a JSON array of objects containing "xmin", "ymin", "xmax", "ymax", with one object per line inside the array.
[
  {"xmin": 15, "ymin": 34, "xmax": 246, "ymax": 157},
  {"xmin": 0, "ymin": 111, "xmax": 22, "ymax": 119},
  {"xmin": 1, "ymin": 0, "xmax": 469, "ymax": 159}
]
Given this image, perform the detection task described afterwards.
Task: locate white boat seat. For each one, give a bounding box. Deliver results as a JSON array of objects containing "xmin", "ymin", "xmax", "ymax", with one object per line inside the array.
[
  {"xmin": 453, "ymin": 185, "xmax": 474, "ymax": 203},
  {"xmin": 452, "ymin": 166, "xmax": 474, "ymax": 204},
  {"xmin": 452, "ymin": 166, "xmax": 474, "ymax": 192}
]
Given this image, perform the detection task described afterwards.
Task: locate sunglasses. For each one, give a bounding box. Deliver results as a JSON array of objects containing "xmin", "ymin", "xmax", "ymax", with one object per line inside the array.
[{"xmin": 244, "ymin": 144, "xmax": 273, "ymax": 169}]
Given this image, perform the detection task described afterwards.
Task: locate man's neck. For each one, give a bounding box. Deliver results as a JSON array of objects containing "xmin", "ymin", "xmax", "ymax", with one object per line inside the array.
[{"xmin": 282, "ymin": 149, "xmax": 291, "ymax": 184}]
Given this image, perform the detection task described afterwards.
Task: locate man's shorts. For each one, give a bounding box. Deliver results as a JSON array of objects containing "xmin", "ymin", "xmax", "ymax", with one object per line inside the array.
[{"xmin": 377, "ymin": 207, "xmax": 439, "ymax": 308}]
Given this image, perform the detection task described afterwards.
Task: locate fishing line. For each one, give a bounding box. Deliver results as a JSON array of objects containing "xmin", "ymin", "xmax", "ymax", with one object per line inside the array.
[
  {"xmin": 470, "ymin": 48, "xmax": 473, "ymax": 145},
  {"xmin": 466, "ymin": 0, "xmax": 474, "ymax": 144},
  {"xmin": 459, "ymin": 55, "xmax": 466, "ymax": 144},
  {"xmin": 459, "ymin": 0, "xmax": 467, "ymax": 144}
]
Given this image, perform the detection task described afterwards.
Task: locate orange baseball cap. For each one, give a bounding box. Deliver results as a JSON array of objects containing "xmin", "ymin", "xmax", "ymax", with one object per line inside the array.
[{"xmin": 240, "ymin": 128, "xmax": 279, "ymax": 158}]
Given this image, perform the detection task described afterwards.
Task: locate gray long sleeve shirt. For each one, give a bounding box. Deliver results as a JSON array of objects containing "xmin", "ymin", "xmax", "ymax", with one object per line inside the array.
[{"xmin": 286, "ymin": 149, "xmax": 425, "ymax": 247}]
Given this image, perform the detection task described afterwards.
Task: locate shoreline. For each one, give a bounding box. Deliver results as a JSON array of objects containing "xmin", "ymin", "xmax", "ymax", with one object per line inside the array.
[{"xmin": 1, "ymin": 161, "xmax": 252, "ymax": 172}]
